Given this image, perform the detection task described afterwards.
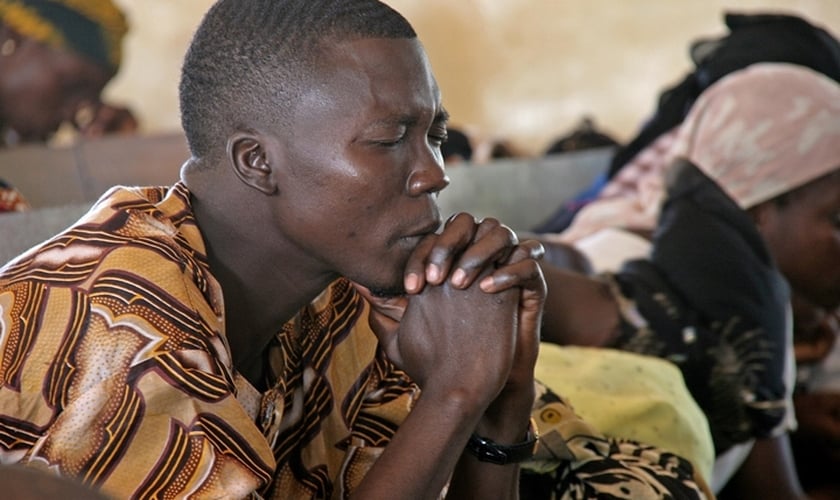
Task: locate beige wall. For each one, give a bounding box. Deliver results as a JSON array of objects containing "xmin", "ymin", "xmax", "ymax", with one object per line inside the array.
[{"xmin": 107, "ymin": 0, "xmax": 840, "ymax": 156}]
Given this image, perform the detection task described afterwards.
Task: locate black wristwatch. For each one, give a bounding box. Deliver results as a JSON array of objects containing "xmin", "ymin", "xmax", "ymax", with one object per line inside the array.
[{"xmin": 466, "ymin": 418, "xmax": 540, "ymax": 465}]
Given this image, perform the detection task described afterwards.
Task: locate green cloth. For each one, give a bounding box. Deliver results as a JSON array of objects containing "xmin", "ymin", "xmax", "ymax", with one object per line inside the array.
[{"xmin": 535, "ymin": 343, "xmax": 715, "ymax": 485}]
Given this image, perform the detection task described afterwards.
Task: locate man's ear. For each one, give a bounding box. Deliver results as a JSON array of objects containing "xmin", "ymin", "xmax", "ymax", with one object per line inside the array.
[{"xmin": 226, "ymin": 132, "xmax": 277, "ymax": 195}]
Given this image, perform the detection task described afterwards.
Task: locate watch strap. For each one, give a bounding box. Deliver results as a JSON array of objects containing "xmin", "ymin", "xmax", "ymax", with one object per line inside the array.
[{"xmin": 466, "ymin": 417, "xmax": 540, "ymax": 465}]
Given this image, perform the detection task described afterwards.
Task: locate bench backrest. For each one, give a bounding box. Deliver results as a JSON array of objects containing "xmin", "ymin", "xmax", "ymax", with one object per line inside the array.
[{"xmin": 0, "ymin": 134, "xmax": 610, "ymax": 265}]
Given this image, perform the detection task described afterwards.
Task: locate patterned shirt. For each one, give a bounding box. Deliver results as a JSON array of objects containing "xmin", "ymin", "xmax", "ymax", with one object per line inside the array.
[{"xmin": 0, "ymin": 183, "xmax": 708, "ymax": 499}]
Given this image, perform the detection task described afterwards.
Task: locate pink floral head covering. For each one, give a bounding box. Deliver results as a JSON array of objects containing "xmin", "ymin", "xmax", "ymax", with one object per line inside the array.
[{"xmin": 672, "ymin": 62, "xmax": 840, "ymax": 209}]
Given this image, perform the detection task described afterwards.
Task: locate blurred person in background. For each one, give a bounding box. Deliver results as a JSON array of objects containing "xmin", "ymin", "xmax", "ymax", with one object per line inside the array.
[
  {"xmin": 543, "ymin": 116, "xmax": 619, "ymax": 156},
  {"xmin": 0, "ymin": 0, "xmax": 136, "ymax": 211},
  {"xmin": 440, "ymin": 126, "xmax": 473, "ymax": 165}
]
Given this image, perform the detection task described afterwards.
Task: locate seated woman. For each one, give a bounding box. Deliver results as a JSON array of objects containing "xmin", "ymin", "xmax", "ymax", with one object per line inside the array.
[
  {"xmin": 539, "ymin": 62, "xmax": 840, "ymax": 498},
  {"xmin": 0, "ymin": 0, "xmax": 135, "ymax": 212}
]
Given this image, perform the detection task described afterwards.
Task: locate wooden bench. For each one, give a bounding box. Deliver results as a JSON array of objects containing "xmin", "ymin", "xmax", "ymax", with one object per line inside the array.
[{"xmin": 0, "ymin": 132, "xmax": 187, "ymax": 208}]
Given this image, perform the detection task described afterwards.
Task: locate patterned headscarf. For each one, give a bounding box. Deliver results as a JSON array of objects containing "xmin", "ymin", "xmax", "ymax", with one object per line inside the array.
[
  {"xmin": 672, "ymin": 62, "xmax": 840, "ymax": 209},
  {"xmin": 0, "ymin": 0, "xmax": 127, "ymax": 73}
]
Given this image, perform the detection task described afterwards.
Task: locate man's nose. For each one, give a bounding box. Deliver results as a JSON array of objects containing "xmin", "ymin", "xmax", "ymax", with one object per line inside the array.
[{"xmin": 407, "ymin": 150, "xmax": 449, "ymax": 196}]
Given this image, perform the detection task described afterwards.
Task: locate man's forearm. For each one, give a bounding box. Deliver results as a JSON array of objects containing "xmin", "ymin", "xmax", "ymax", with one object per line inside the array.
[{"xmin": 350, "ymin": 387, "xmax": 487, "ymax": 500}]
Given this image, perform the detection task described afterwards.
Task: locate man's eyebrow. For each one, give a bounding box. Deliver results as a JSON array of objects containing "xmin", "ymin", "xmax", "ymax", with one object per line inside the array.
[{"xmin": 366, "ymin": 108, "xmax": 449, "ymax": 130}]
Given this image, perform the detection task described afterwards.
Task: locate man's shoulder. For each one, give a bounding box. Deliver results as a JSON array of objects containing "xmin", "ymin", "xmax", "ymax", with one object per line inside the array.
[
  {"xmin": 0, "ymin": 183, "xmax": 206, "ymax": 293},
  {"xmin": 0, "ymin": 183, "xmax": 226, "ymax": 371},
  {"xmin": 80, "ymin": 184, "xmax": 190, "ymax": 233}
]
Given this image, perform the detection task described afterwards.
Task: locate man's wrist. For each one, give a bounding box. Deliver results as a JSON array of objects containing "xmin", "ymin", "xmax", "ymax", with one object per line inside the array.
[
  {"xmin": 466, "ymin": 417, "xmax": 539, "ymax": 465},
  {"xmin": 476, "ymin": 382, "xmax": 536, "ymax": 438}
]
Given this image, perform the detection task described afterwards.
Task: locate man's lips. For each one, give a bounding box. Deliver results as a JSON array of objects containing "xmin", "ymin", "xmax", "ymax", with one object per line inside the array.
[
  {"xmin": 405, "ymin": 218, "xmax": 442, "ymax": 239},
  {"xmin": 398, "ymin": 218, "xmax": 442, "ymax": 248}
]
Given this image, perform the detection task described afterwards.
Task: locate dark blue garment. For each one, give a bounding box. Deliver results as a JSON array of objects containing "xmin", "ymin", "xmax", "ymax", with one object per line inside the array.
[{"xmin": 612, "ymin": 161, "xmax": 789, "ymax": 454}]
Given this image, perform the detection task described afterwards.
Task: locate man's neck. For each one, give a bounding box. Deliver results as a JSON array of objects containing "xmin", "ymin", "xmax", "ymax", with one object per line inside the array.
[
  {"xmin": 185, "ymin": 170, "xmax": 338, "ymax": 383},
  {"xmin": 207, "ymin": 249, "xmax": 333, "ymax": 366}
]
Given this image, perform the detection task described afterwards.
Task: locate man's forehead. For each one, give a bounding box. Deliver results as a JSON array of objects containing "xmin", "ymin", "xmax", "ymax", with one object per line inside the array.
[{"xmin": 309, "ymin": 37, "xmax": 443, "ymax": 114}]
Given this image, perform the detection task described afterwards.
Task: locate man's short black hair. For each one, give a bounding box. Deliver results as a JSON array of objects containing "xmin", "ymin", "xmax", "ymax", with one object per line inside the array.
[{"xmin": 179, "ymin": 0, "xmax": 417, "ymax": 159}]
